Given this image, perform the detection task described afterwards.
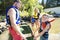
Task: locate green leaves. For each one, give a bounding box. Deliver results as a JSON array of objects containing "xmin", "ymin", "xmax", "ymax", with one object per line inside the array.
[
  {"xmin": 0, "ymin": 0, "xmax": 44, "ymax": 16},
  {"xmin": 20, "ymin": 0, "xmax": 44, "ymax": 16}
]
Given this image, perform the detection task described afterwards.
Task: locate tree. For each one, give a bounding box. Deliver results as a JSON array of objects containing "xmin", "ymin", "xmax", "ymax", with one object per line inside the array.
[
  {"xmin": 0, "ymin": 0, "xmax": 14, "ymax": 15},
  {"xmin": 0, "ymin": 0, "xmax": 44, "ymax": 16},
  {"xmin": 20, "ymin": 0, "xmax": 43, "ymax": 16},
  {"xmin": 41, "ymin": 0, "xmax": 44, "ymax": 6}
]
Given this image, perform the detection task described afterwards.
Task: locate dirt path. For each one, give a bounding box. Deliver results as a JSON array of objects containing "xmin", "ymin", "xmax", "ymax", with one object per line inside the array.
[
  {"xmin": 0, "ymin": 30, "xmax": 9, "ymax": 40},
  {"xmin": 49, "ymin": 33, "xmax": 60, "ymax": 40}
]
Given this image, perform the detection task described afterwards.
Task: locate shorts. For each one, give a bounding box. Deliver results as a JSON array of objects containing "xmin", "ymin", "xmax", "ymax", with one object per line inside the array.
[
  {"xmin": 9, "ymin": 27, "xmax": 23, "ymax": 40},
  {"xmin": 40, "ymin": 34, "xmax": 49, "ymax": 40},
  {"xmin": 31, "ymin": 18, "xmax": 38, "ymax": 23},
  {"xmin": 40, "ymin": 36, "xmax": 48, "ymax": 40}
]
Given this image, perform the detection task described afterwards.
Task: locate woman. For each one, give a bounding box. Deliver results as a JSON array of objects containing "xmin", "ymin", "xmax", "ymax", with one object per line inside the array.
[{"xmin": 31, "ymin": 8, "xmax": 40, "ymax": 40}]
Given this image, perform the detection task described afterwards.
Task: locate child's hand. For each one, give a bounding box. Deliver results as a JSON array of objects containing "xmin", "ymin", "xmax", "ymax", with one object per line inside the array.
[
  {"xmin": 34, "ymin": 34, "xmax": 40, "ymax": 39},
  {"xmin": 31, "ymin": 32, "xmax": 34, "ymax": 37}
]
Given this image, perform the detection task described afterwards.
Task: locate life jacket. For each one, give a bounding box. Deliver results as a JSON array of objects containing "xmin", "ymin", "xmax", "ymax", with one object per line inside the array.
[
  {"xmin": 6, "ymin": 6, "xmax": 21, "ymax": 25},
  {"xmin": 33, "ymin": 12, "xmax": 40, "ymax": 19},
  {"xmin": 41, "ymin": 21, "xmax": 50, "ymax": 30},
  {"xmin": 39, "ymin": 18, "xmax": 51, "ymax": 38}
]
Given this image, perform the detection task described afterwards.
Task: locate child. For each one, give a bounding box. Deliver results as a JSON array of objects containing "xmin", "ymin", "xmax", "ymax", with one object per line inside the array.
[{"xmin": 34, "ymin": 14, "xmax": 51, "ymax": 40}]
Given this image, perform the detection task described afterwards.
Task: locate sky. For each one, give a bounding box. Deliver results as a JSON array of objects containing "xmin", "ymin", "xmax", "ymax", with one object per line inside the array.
[{"xmin": 38, "ymin": 0, "xmax": 47, "ymax": 4}]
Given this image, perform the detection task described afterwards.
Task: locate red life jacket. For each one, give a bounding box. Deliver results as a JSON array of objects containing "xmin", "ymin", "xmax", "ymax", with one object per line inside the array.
[{"xmin": 41, "ymin": 21, "xmax": 50, "ymax": 30}]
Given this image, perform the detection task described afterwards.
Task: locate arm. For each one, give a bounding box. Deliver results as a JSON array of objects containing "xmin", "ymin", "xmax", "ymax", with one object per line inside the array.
[
  {"xmin": 8, "ymin": 8, "xmax": 25, "ymax": 37},
  {"xmin": 35, "ymin": 23, "xmax": 51, "ymax": 38}
]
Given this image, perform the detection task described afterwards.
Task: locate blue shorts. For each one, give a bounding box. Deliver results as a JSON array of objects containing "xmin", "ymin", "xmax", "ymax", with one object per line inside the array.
[
  {"xmin": 31, "ymin": 18, "xmax": 35, "ymax": 23},
  {"xmin": 40, "ymin": 36, "xmax": 48, "ymax": 40},
  {"xmin": 40, "ymin": 34, "xmax": 49, "ymax": 40}
]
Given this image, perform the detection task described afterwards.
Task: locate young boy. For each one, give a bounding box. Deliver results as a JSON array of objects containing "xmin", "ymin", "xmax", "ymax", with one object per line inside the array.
[{"xmin": 34, "ymin": 14, "xmax": 51, "ymax": 40}]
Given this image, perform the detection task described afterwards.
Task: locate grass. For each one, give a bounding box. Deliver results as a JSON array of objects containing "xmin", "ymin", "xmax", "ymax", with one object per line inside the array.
[{"xmin": 49, "ymin": 18, "xmax": 60, "ymax": 34}]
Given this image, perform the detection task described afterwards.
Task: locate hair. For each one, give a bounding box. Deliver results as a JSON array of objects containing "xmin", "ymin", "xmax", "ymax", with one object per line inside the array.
[
  {"xmin": 42, "ymin": 14, "xmax": 49, "ymax": 18},
  {"xmin": 12, "ymin": 0, "xmax": 22, "ymax": 7},
  {"xmin": 12, "ymin": 0, "xmax": 22, "ymax": 4},
  {"xmin": 13, "ymin": 0, "xmax": 20, "ymax": 3},
  {"xmin": 34, "ymin": 8, "xmax": 39, "ymax": 13},
  {"xmin": 42, "ymin": 14, "xmax": 48, "ymax": 16}
]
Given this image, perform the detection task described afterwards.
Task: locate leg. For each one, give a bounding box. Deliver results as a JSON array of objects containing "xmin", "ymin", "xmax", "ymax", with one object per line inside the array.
[
  {"xmin": 34, "ymin": 19, "xmax": 40, "ymax": 33},
  {"xmin": 40, "ymin": 36, "xmax": 48, "ymax": 40},
  {"xmin": 35, "ymin": 19, "xmax": 40, "ymax": 28},
  {"xmin": 31, "ymin": 18, "xmax": 35, "ymax": 36}
]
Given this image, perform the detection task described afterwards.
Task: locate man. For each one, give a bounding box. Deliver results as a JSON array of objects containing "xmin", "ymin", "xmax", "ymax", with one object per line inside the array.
[
  {"xmin": 6, "ymin": 0, "xmax": 26, "ymax": 40},
  {"xmin": 34, "ymin": 14, "xmax": 51, "ymax": 40}
]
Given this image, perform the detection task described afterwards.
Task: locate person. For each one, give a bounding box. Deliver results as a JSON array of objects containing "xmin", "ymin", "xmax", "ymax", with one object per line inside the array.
[
  {"xmin": 31, "ymin": 8, "xmax": 40, "ymax": 40},
  {"xmin": 6, "ymin": 0, "xmax": 26, "ymax": 40},
  {"xmin": 34, "ymin": 14, "xmax": 51, "ymax": 40}
]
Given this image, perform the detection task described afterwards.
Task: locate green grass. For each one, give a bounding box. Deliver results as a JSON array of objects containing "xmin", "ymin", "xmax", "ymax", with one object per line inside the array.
[{"xmin": 49, "ymin": 18, "xmax": 60, "ymax": 34}]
